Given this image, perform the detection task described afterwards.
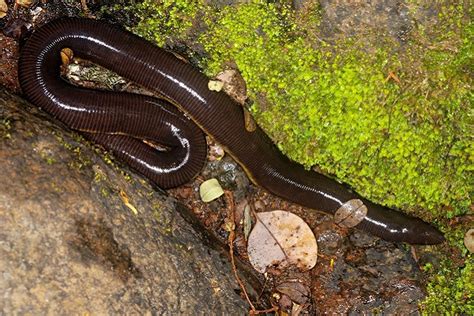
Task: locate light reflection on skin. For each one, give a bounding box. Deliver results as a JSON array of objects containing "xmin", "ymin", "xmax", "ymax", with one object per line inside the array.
[
  {"xmin": 364, "ymin": 216, "xmax": 409, "ymax": 234},
  {"xmin": 263, "ymin": 163, "xmax": 344, "ymax": 206},
  {"xmin": 78, "ymin": 35, "xmax": 121, "ymax": 53},
  {"xmin": 37, "ymin": 35, "xmax": 121, "ymax": 113},
  {"xmin": 155, "ymin": 69, "xmax": 207, "ymax": 105},
  {"xmin": 121, "ymin": 124, "xmax": 190, "ymax": 174}
]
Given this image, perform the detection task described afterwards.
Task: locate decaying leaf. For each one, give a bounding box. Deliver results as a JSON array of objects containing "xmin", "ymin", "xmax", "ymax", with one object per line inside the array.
[
  {"xmin": 243, "ymin": 108, "xmax": 257, "ymax": 132},
  {"xmin": 208, "ymin": 79, "xmax": 224, "ymax": 92},
  {"xmin": 16, "ymin": 0, "xmax": 33, "ymax": 7},
  {"xmin": 215, "ymin": 69, "xmax": 247, "ymax": 105},
  {"xmin": 60, "ymin": 47, "xmax": 74, "ymax": 66},
  {"xmin": 276, "ymin": 281, "xmax": 310, "ymax": 305},
  {"xmin": 465, "ymin": 228, "xmax": 474, "ymax": 253},
  {"xmin": 0, "ymin": 0, "xmax": 7, "ymax": 18},
  {"xmin": 247, "ymin": 210, "xmax": 318, "ymax": 274}
]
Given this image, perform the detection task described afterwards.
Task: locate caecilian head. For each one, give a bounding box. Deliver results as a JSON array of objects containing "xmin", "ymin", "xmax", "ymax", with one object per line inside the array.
[{"xmin": 356, "ymin": 202, "xmax": 445, "ymax": 245}]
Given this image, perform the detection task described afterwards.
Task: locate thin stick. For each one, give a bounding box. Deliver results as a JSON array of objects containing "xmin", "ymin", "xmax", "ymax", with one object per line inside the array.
[
  {"xmin": 225, "ymin": 191, "xmax": 256, "ymax": 311},
  {"xmin": 225, "ymin": 192, "xmax": 280, "ymax": 314}
]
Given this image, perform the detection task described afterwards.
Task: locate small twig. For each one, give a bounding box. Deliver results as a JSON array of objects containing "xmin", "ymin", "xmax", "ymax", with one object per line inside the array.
[
  {"xmin": 385, "ymin": 70, "xmax": 401, "ymax": 85},
  {"xmin": 80, "ymin": 0, "xmax": 89, "ymax": 14},
  {"xmin": 410, "ymin": 245, "xmax": 419, "ymax": 263},
  {"xmin": 225, "ymin": 191, "xmax": 279, "ymax": 314},
  {"xmin": 80, "ymin": 0, "xmax": 95, "ymax": 18},
  {"xmin": 249, "ymin": 306, "xmax": 279, "ymax": 315},
  {"xmin": 225, "ymin": 191, "xmax": 255, "ymax": 311}
]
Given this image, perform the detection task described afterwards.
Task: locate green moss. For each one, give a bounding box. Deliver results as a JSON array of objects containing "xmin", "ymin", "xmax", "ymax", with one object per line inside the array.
[
  {"xmin": 420, "ymin": 255, "xmax": 473, "ymax": 314},
  {"xmin": 93, "ymin": 167, "xmax": 107, "ymax": 183},
  {"xmin": 130, "ymin": 0, "xmax": 203, "ymax": 46},
  {"xmin": 99, "ymin": 187, "xmax": 110, "ymax": 198},
  {"xmin": 0, "ymin": 117, "xmax": 13, "ymax": 139},
  {"xmin": 53, "ymin": 132, "xmax": 93, "ymax": 169},
  {"xmin": 129, "ymin": 0, "xmax": 472, "ymax": 219},
  {"xmin": 40, "ymin": 152, "xmax": 56, "ymax": 165},
  {"xmin": 129, "ymin": 1, "xmax": 471, "ymax": 212},
  {"xmin": 200, "ymin": 1, "xmax": 471, "ymax": 221}
]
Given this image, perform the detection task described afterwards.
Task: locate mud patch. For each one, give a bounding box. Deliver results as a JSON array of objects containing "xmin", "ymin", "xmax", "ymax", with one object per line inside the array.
[{"xmin": 69, "ymin": 217, "xmax": 142, "ymax": 282}]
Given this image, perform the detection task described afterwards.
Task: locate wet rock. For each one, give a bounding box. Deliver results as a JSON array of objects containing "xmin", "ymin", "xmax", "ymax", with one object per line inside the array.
[
  {"xmin": 317, "ymin": 228, "xmax": 343, "ymax": 255},
  {"xmin": 311, "ymin": 227, "xmax": 425, "ymax": 314},
  {"xmin": 319, "ymin": 0, "xmax": 413, "ymax": 42},
  {"xmin": 349, "ymin": 230, "xmax": 379, "ymax": 248},
  {"xmin": 0, "ymin": 88, "xmax": 249, "ymax": 314},
  {"xmin": 202, "ymin": 155, "xmax": 250, "ymax": 201}
]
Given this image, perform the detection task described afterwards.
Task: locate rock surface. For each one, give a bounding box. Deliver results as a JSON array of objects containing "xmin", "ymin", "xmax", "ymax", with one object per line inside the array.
[{"xmin": 0, "ymin": 88, "xmax": 249, "ymax": 314}]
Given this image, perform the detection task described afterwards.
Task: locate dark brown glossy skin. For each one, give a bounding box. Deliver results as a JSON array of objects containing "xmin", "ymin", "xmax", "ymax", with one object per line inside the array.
[{"xmin": 18, "ymin": 18, "xmax": 444, "ymax": 244}]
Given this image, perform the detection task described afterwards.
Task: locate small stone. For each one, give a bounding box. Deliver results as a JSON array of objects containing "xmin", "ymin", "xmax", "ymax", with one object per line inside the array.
[
  {"xmin": 464, "ymin": 228, "xmax": 474, "ymax": 253},
  {"xmin": 334, "ymin": 199, "xmax": 367, "ymax": 228}
]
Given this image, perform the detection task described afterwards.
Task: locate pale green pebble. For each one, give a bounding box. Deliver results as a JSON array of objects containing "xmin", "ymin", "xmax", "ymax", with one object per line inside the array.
[{"xmin": 199, "ymin": 178, "xmax": 224, "ymax": 202}]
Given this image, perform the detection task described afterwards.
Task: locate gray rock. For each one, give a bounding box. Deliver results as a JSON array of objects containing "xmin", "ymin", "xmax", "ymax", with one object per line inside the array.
[
  {"xmin": 0, "ymin": 88, "xmax": 249, "ymax": 315},
  {"xmin": 319, "ymin": 0, "xmax": 413, "ymax": 42}
]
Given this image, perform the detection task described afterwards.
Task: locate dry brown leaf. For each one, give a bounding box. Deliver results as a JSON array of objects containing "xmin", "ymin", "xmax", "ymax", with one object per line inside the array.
[
  {"xmin": 16, "ymin": 0, "xmax": 33, "ymax": 8},
  {"xmin": 247, "ymin": 210, "xmax": 317, "ymax": 274},
  {"xmin": 215, "ymin": 69, "xmax": 248, "ymax": 105},
  {"xmin": 0, "ymin": 0, "xmax": 7, "ymax": 18},
  {"xmin": 276, "ymin": 281, "xmax": 310, "ymax": 305},
  {"xmin": 465, "ymin": 228, "xmax": 474, "ymax": 253}
]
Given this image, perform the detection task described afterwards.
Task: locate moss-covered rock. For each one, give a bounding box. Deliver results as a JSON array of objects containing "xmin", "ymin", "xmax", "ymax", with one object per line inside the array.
[{"xmin": 128, "ymin": 0, "xmax": 471, "ymax": 224}]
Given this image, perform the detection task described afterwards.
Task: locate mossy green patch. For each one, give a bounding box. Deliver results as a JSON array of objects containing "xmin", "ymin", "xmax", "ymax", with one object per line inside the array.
[
  {"xmin": 200, "ymin": 2, "xmax": 471, "ymax": 223},
  {"xmin": 131, "ymin": 1, "xmax": 471, "ymax": 223},
  {"xmin": 1, "ymin": 116, "xmax": 13, "ymax": 139},
  {"xmin": 420, "ymin": 255, "xmax": 473, "ymax": 314},
  {"xmin": 129, "ymin": 0, "xmax": 471, "ymax": 221},
  {"xmin": 130, "ymin": 0, "xmax": 202, "ymax": 46}
]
